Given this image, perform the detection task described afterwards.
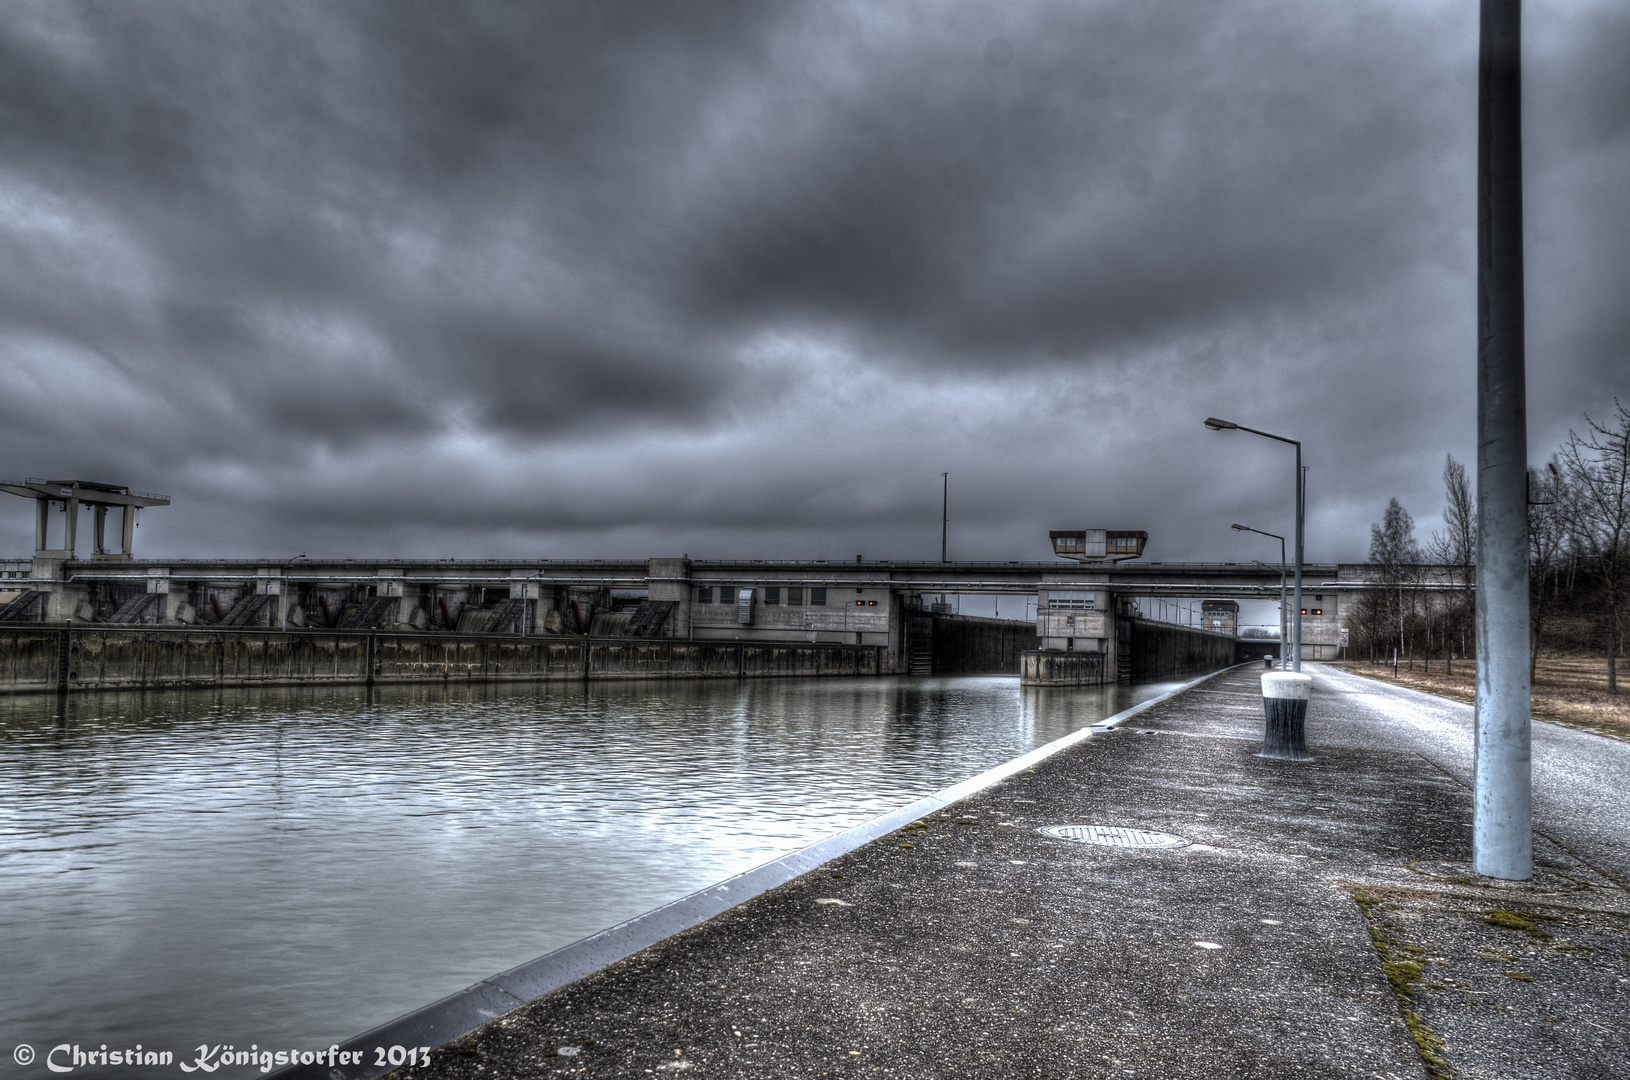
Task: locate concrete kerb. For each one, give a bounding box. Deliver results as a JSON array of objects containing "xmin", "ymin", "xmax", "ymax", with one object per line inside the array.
[{"xmin": 271, "ymin": 663, "xmax": 1246, "ymax": 1080}]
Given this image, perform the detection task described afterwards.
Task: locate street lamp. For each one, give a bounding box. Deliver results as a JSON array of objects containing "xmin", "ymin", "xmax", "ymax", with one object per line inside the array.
[
  {"xmin": 1251, "ymin": 561, "xmax": 1288, "ymax": 663},
  {"xmin": 1180, "ymin": 599, "xmax": 1198, "ymax": 627},
  {"xmin": 1233, "ymin": 524, "xmax": 1287, "ymax": 670},
  {"xmin": 1206, "ymin": 418, "xmax": 1304, "ymax": 672}
]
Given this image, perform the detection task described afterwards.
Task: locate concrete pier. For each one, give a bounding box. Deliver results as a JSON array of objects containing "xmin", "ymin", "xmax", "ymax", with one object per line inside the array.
[{"xmin": 1019, "ymin": 649, "xmax": 1107, "ymax": 685}]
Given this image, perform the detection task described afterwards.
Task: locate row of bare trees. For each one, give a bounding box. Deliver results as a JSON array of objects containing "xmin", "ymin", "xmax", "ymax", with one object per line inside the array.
[{"xmin": 1348, "ymin": 401, "xmax": 1629, "ymax": 692}]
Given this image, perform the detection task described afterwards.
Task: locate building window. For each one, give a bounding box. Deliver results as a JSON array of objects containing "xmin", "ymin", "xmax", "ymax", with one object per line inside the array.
[
  {"xmin": 765, "ymin": 586, "xmax": 781, "ymax": 605},
  {"xmin": 811, "ymin": 588, "xmax": 826, "ymax": 606},
  {"xmin": 788, "ymin": 587, "xmax": 803, "ymax": 605},
  {"xmin": 695, "ymin": 586, "xmax": 713, "ymax": 604}
]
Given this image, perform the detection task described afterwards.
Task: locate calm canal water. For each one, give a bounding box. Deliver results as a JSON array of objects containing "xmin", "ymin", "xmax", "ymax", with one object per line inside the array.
[{"xmin": 0, "ymin": 674, "xmax": 1177, "ymax": 1077}]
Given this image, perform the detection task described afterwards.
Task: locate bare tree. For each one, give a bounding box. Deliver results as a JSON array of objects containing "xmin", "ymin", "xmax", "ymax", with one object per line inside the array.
[
  {"xmin": 1559, "ymin": 401, "xmax": 1630, "ymax": 693},
  {"xmin": 1429, "ymin": 454, "xmax": 1476, "ymax": 672},
  {"xmin": 1527, "ymin": 459, "xmax": 1569, "ymax": 680},
  {"xmin": 1437, "ymin": 454, "xmax": 1477, "ymax": 574},
  {"xmin": 1370, "ymin": 498, "xmax": 1420, "ymax": 665}
]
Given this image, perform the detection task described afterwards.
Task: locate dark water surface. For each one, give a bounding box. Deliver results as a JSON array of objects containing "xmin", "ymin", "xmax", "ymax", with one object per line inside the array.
[{"xmin": 0, "ymin": 675, "xmax": 1175, "ymax": 1077}]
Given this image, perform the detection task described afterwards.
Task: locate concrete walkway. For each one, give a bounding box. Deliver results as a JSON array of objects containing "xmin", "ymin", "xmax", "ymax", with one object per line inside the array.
[{"xmin": 401, "ymin": 664, "xmax": 1630, "ymax": 1079}]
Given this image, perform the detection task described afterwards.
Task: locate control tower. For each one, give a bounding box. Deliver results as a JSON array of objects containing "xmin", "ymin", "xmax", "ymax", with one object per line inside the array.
[
  {"xmin": 1034, "ymin": 529, "xmax": 1149, "ymax": 658},
  {"xmin": 1048, "ymin": 529, "xmax": 1148, "ymax": 564}
]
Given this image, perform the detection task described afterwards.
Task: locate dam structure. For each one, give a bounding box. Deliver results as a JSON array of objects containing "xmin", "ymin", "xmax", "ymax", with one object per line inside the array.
[
  {"xmin": 0, "ymin": 479, "xmax": 1408, "ymax": 692},
  {"xmin": 0, "ymin": 545, "xmax": 1393, "ymax": 694}
]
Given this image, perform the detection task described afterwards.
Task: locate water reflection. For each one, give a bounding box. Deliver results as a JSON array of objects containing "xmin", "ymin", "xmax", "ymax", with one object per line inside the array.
[{"xmin": 0, "ymin": 675, "xmax": 1175, "ymax": 1077}]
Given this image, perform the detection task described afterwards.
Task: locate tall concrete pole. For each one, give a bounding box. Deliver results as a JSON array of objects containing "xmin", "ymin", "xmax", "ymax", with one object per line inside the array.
[
  {"xmin": 1474, "ymin": 0, "xmax": 1532, "ymax": 881},
  {"xmin": 1292, "ymin": 450, "xmax": 1303, "ymax": 673},
  {"xmin": 1278, "ymin": 541, "xmax": 1286, "ymax": 670}
]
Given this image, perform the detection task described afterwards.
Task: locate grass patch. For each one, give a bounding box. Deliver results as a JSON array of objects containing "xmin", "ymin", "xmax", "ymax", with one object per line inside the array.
[
  {"xmin": 1402, "ymin": 1009, "xmax": 1449, "ymax": 1071},
  {"xmin": 1384, "ymin": 959, "xmax": 1425, "ymax": 994},
  {"xmin": 1353, "ymin": 891, "xmax": 1452, "ymax": 1079},
  {"xmin": 1482, "ymin": 909, "xmax": 1554, "ymax": 939}
]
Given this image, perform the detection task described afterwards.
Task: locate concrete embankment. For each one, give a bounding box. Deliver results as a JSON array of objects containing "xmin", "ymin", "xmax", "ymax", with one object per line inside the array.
[
  {"xmin": 0, "ymin": 627, "xmax": 886, "ymax": 695},
  {"xmin": 329, "ymin": 664, "xmax": 1627, "ymax": 1080}
]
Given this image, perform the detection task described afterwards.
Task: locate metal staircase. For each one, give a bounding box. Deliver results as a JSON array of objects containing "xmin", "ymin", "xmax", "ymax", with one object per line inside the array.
[
  {"xmin": 106, "ymin": 593, "xmax": 162, "ymax": 624},
  {"xmin": 623, "ymin": 600, "xmax": 676, "ymax": 637},
  {"xmin": 482, "ymin": 599, "xmax": 527, "ymax": 633},
  {"xmin": 338, "ymin": 597, "xmax": 398, "ymax": 630},
  {"xmin": 219, "ymin": 593, "xmax": 275, "ymax": 627},
  {"xmin": 0, "ymin": 589, "xmax": 42, "ymax": 622}
]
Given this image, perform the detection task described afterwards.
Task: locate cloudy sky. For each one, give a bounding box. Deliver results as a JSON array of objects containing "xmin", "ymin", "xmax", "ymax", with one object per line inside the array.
[{"xmin": 1, "ymin": 0, "xmax": 1625, "ymax": 565}]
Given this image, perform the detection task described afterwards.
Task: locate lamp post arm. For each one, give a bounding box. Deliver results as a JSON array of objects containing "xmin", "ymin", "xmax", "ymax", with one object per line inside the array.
[{"xmin": 1233, "ymin": 424, "xmax": 1302, "ymax": 451}]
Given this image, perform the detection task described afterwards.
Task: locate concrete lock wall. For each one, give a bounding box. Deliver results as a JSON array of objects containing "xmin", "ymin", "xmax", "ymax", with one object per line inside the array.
[
  {"xmin": 1022, "ymin": 619, "xmax": 1235, "ymax": 686},
  {"xmin": 929, "ymin": 614, "xmax": 1041, "ymax": 675},
  {"xmin": 0, "ymin": 628, "xmax": 886, "ymax": 695},
  {"xmin": 1127, "ymin": 620, "xmax": 1236, "ymax": 683}
]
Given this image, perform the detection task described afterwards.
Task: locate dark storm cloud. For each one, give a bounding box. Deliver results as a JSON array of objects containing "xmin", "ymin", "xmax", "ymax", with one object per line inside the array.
[
  {"xmin": 0, "ymin": 1, "xmax": 1624, "ymax": 562},
  {"xmin": 427, "ymin": 312, "xmax": 728, "ymax": 431},
  {"xmin": 665, "ymin": 2, "xmax": 1462, "ymax": 367},
  {"xmin": 1525, "ymin": 0, "xmax": 1630, "ymax": 454}
]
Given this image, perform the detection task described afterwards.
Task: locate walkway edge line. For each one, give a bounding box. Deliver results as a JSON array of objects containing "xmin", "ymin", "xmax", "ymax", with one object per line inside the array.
[{"xmin": 273, "ymin": 664, "xmax": 1241, "ymax": 1080}]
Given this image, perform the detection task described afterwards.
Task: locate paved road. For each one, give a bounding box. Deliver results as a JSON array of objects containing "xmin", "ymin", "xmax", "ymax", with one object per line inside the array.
[
  {"xmin": 1145, "ymin": 663, "xmax": 1630, "ymax": 883},
  {"xmin": 1315, "ymin": 664, "xmax": 1628, "ymax": 884}
]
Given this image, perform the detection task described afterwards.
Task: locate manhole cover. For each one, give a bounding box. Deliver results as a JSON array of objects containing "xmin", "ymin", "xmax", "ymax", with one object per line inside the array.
[{"xmin": 1038, "ymin": 825, "xmax": 1189, "ymax": 849}]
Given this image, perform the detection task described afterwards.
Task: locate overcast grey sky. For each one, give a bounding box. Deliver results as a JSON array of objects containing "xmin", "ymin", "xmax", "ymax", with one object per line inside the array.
[{"xmin": 1, "ymin": 1, "xmax": 1624, "ymax": 564}]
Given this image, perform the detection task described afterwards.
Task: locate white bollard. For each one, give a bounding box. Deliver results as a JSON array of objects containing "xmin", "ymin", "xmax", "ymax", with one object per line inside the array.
[{"xmin": 1260, "ymin": 671, "xmax": 1314, "ymax": 761}]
